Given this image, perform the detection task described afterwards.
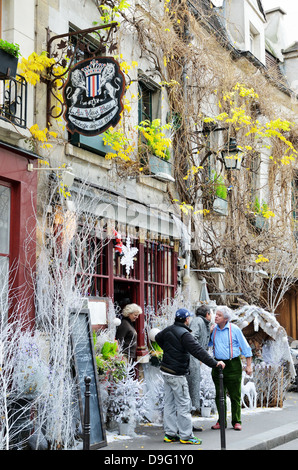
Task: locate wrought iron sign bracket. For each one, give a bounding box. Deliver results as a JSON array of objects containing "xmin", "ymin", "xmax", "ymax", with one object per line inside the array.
[{"xmin": 46, "ymin": 22, "xmax": 119, "ymax": 127}]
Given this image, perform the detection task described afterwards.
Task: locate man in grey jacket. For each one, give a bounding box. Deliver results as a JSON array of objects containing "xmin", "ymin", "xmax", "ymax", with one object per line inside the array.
[
  {"xmin": 155, "ymin": 308, "xmax": 225, "ymax": 445},
  {"xmin": 187, "ymin": 305, "xmax": 212, "ymax": 414}
]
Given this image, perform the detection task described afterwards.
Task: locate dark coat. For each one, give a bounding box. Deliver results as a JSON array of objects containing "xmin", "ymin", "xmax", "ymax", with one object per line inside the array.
[
  {"xmin": 155, "ymin": 321, "xmax": 218, "ymax": 376},
  {"xmin": 116, "ymin": 317, "xmax": 137, "ymax": 359}
]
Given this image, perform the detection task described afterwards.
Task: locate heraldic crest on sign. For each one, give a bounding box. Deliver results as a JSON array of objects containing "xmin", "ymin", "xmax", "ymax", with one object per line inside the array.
[{"xmin": 63, "ymin": 56, "xmax": 125, "ymax": 136}]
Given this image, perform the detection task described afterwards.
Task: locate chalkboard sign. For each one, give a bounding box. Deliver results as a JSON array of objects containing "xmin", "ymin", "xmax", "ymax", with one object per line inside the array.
[{"xmin": 70, "ymin": 309, "xmax": 107, "ymax": 449}]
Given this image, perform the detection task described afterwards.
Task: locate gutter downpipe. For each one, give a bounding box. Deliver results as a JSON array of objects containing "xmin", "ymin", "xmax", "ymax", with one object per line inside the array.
[{"xmin": 181, "ymin": 18, "xmax": 191, "ymax": 293}]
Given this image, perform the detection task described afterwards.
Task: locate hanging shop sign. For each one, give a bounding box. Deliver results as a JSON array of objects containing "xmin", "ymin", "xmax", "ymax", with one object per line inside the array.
[{"xmin": 63, "ymin": 56, "xmax": 125, "ymax": 136}]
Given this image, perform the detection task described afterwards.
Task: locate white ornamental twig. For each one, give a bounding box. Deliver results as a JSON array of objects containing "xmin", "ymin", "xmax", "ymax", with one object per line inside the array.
[{"xmin": 120, "ymin": 236, "xmax": 138, "ymax": 276}]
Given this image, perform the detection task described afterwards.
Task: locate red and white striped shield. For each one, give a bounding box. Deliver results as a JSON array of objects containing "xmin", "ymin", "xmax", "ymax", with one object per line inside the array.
[{"xmin": 86, "ymin": 74, "xmax": 101, "ymax": 98}]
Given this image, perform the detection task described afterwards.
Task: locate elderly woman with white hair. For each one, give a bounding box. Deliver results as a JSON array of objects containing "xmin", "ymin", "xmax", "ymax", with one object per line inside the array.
[
  {"xmin": 209, "ymin": 306, "xmax": 252, "ymax": 431},
  {"xmin": 116, "ymin": 303, "xmax": 142, "ymax": 361}
]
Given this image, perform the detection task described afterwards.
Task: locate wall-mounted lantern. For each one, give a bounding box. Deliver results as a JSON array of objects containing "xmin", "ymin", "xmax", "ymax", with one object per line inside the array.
[{"xmin": 222, "ymin": 137, "xmax": 243, "ymax": 170}]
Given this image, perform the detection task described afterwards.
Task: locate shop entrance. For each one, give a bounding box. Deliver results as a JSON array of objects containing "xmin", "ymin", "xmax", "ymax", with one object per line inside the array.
[{"xmin": 113, "ymin": 280, "xmax": 139, "ymax": 312}]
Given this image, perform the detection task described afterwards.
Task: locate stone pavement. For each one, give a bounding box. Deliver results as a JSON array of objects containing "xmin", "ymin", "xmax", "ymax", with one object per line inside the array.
[{"xmin": 99, "ymin": 391, "xmax": 298, "ymax": 452}]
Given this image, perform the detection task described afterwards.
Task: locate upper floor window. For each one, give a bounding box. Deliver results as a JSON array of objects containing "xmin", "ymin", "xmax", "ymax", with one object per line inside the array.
[
  {"xmin": 138, "ymin": 72, "xmax": 161, "ymax": 124},
  {"xmin": 224, "ymin": 0, "xmax": 266, "ymax": 65},
  {"xmin": 249, "ymin": 23, "xmax": 261, "ymax": 60},
  {"xmin": 138, "ymin": 72, "xmax": 174, "ymax": 179}
]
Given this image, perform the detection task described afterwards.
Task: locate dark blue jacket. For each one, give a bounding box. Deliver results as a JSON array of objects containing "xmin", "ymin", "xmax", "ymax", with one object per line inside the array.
[{"xmin": 155, "ymin": 321, "xmax": 218, "ymax": 376}]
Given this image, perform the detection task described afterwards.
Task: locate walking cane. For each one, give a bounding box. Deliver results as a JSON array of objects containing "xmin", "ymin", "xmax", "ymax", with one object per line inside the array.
[{"xmin": 218, "ymin": 365, "xmax": 226, "ymax": 450}]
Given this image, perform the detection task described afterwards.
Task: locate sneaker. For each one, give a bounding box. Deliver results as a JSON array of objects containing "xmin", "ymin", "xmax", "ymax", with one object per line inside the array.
[
  {"xmin": 180, "ymin": 436, "xmax": 202, "ymax": 445},
  {"xmin": 164, "ymin": 434, "xmax": 180, "ymax": 442},
  {"xmin": 233, "ymin": 423, "xmax": 242, "ymax": 431}
]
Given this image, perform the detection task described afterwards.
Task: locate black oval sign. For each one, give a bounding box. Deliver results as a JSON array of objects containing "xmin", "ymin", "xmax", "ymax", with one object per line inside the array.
[{"xmin": 63, "ymin": 56, "xmax": 125, "ymax": 136}]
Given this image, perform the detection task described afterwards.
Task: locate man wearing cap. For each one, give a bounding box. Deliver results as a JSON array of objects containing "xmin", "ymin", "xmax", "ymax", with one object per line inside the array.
[{"xmin": 155, "ymin": 308, "xmax": 225, "ymax": 445}]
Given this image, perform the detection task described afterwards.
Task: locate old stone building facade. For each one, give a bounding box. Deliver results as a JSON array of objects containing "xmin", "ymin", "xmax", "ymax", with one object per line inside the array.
[{"xmin": 1, "ymin": 0, "xmax": 298, "ymax": 347}]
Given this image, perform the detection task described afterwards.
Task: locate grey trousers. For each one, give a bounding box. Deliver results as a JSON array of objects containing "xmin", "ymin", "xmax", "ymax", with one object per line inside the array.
[{"xmin": 162, "ymin": 373, "xmax": 193, "ymax": 440}]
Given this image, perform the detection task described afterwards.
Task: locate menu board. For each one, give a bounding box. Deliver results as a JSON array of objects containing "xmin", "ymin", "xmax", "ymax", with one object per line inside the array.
[{"xmin": 70, "ymin": 309, "xmax": 106, "ymax": 449}]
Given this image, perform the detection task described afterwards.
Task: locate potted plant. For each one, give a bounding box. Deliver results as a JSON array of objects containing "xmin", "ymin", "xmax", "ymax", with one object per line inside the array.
[
  {"xmin": 149, "ymin": 341, "xmax": 163, "ymax": 367},
  {"xmin": 212, "ymin": 173, "xmax": 228, "ymax": 216},
  {"xmin": 96, "ymin": 340, "xmax": 147, "ymax": 434},
  {"xmin": 248, "ymin": 197, "xmax": 270, "ymax": 230},
  {"xmin": 105, "ymin": 361, "xmax": 147, "ymax": 435},
  {"xmin": 200, "ymin": 393, "xmax": 214, "ymax": 417},
  {"xmin": 200, "ymin": 364, "xmax": 216, "ymax": 417},
  {"xmin": 0, "ymin": 39, "xmax": 20, "ymax": 78},
  {"xmin": 137, "ymin": 119, "xmax": 173, "ymax": 176},
  {"xmin": 96, "ymin": 340, "xmax": 127, "ymax": 430},
  {"xmin": 110, "ymin": 363, "xmax": 146, "ymax": 435}
]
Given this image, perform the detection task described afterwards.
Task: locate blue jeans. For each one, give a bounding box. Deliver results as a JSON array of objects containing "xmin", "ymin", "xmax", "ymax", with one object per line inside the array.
[{"xmin": 162, "ymin": 373, "xmax": 193, "ymax": 440}]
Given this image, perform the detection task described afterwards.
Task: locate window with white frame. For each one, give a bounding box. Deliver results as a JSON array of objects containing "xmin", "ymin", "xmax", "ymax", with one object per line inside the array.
[
  {"xmin": 138, "ymin": 72, "xmax": 161, "ymax": 124},
  {"xmin": 249, "ymin": 23, "xmax": 261, "ymax": 60}
]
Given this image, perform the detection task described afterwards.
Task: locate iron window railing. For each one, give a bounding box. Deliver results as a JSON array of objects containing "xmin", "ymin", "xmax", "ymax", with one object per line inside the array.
[{"xmin": 0, "ymin": 74, "xmax": 27, "ymax": 128}]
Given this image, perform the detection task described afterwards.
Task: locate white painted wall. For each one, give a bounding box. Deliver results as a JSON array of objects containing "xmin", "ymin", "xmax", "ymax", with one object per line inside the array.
[{"xmin": 224, "ymin": 0, "xmax": 266, "ymax": 64}]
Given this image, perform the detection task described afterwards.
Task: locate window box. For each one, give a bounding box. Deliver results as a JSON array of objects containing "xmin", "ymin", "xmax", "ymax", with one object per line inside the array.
[
  {"xmin": 149, "ymin": 154, "xmax": 172, "ymax": 177},
  {"xmin": 247, "ymin": 213, "xmax": 268, "ymax": 231},
  {"xmin": 255, "ymin": 214, "xmax": 266, "ymax": 230},
  {"xmin": 251, "ymin": 214, "xmax": 268, "ymax": 230},
  {"xmin": 213, "ymin": 197, "xmax": 228, "ymax": 216},
  {"xmin": 0, "ymin": 49, "xmax": 18, "ymax": 78}
]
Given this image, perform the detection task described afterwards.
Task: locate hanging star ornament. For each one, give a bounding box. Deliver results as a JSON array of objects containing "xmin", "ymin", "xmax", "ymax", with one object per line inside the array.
[{"xmin": 120, "ymin": 236, "xmax": 138, "ymax": 276}]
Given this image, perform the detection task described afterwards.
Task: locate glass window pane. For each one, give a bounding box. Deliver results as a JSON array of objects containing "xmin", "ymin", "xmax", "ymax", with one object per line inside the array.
[
  {"xmin": 0, "ymin": 185, "xmax": 10, "ymax": 254},
  {"xmin": 0, "ymin": 256, "xmax": 9, "ymax": 318}
]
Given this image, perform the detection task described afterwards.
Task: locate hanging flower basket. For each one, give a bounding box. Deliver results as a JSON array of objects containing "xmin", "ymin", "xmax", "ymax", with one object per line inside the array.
[{"xmin": 0, "ymin": 48, "xmax": 19, "ymax": 78}]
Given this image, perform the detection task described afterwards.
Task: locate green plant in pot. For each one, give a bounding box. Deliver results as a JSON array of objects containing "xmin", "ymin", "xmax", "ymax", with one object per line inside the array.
[
  {"xmin": 212, "ymin": 172, "xmax": 227, "ymax": 200},
  {"xmin": 248, "ymin": 197, "xmax": 274, "ymax": 230},
  {"xmin": 137, "ymin": 119, "xmax": 172, "ymax": 161},
  {"xmin": 149, "ymin": 341, "xmax": 163, "ymax": 367},
  {"xmin": 211, "ymin": 172, "xmax": 228, "ymax": 215},
  {"xmin": 252, "ymin": 197, "xmax": 270, "ymax": 216},
  {"xmin": 0, "ymin": 39, "xmax": 21, "ymax": 78}
]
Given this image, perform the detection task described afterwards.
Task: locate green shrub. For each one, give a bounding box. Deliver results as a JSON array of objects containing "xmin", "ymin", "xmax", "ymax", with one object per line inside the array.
[{"xmin": 0, "ymin": 39, "xmax": 21, "ymax": 58}]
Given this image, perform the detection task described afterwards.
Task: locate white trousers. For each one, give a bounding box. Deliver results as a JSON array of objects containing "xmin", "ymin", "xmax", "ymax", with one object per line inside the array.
[{"xmin": 162, "ymin": 373, "xmax": 193, "ymax": 440}]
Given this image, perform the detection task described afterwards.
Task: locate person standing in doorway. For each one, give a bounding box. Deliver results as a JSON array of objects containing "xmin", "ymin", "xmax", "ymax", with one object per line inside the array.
[
  {"xmin": 116, "ymin": 303, "xmax": 142, "ymax": 361},
  {"xmin": 155, "ymin": 308, "xmax": 225, "ymax": 445},
  {"xmin": 209, "ymin": 306, "xmax": 252, "ymax": 431}
]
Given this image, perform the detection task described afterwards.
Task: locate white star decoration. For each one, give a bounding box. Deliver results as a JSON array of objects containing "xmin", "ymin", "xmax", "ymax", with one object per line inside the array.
[{"xmin": 120, "ymin": 236, "xmax": 138, "ymax": 276}]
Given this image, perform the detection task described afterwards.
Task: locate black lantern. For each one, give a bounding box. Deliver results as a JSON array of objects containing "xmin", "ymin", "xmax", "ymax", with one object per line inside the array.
[{"xmin": 222, "ymin": 138, "xmax": 243, "ymax": 170}]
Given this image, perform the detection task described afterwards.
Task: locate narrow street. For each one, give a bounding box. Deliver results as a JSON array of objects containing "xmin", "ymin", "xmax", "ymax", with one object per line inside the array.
[{"xmin": 99, "ymin": 391, "xmax": 298, "ymax": 452}]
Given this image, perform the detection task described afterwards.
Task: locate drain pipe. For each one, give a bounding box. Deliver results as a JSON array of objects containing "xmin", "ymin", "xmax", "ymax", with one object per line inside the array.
[{"xmin": 181, "ymin": 20, "xmax": 192, "ymax": 294}]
